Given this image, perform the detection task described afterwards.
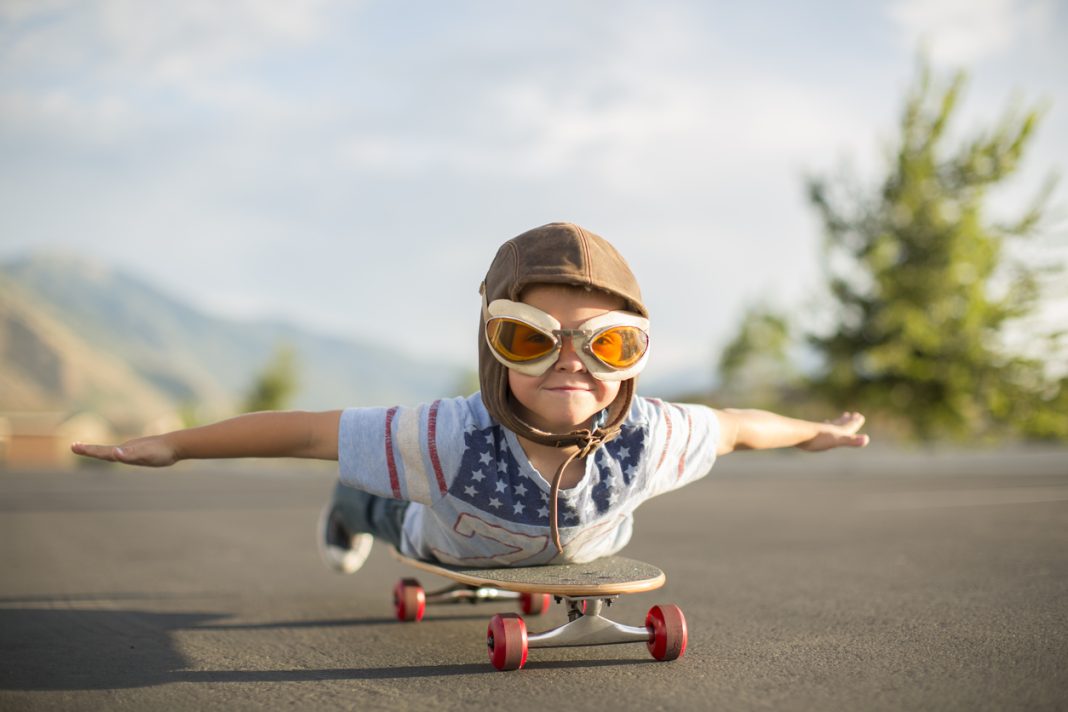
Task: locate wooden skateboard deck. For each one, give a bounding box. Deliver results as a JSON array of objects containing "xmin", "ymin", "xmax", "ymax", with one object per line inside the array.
[{"xmin": 390, "ymin": 549, "xmax": 666, "ymax": 596}]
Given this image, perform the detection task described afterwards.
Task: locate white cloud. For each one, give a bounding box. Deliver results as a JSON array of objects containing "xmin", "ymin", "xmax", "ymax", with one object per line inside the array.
[
  {"xmin": 888, "ymin": 0, "xmax": 1054, "ymax": 64},
  {"xmin": 3, "ymin": 0, "xmax": 333, "ymax": 87},
  {"xmin": 0, "ymin": 87, "xmax": 142, "ymax": 147},
  {"xmin": 1, "ymin": 0, "xmax": 341, "ymax": 149},
  {"xmin": 335, "ymin": 8, "xmax": 873, "ymax": 201},
  {"xmin": 100, "ymin": 0, "xmax": 330, "ymax": 84},
  {"xmin": 0, "ymin": 0, "xmax": 68, "ymax": 22}
]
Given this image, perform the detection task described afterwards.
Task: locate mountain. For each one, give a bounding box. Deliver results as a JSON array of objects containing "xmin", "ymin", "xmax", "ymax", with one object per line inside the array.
[
  {"xmin": 0, "ymin": 280, "xmax": 180, "ymax": 430},
  {"xmin": 0, "ymin": 254, "xmax": 469, "ymax": 425}
]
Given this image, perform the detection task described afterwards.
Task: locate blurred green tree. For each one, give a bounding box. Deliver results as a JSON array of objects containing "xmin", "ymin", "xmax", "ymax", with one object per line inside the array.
[
  {"xmin": 243, "ymin": 344, "xmax": 298, "ymax": 413},
  {"xmin": 716, "ymin": 304, "xmax": 800, "ymax": 409},
  {"xmin": 805, "ymin": 59, "xmax": 1066, "ymax": 440}
]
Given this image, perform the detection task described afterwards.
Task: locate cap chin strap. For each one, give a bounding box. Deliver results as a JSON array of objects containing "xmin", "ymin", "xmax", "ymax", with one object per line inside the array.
[
  {"xmin": 501, "ymin": 378, "xmax": 635, "ymax": 555},
  {"xmin": 546, "ymin": 433, "xmax": 607, "ymax": 554}
]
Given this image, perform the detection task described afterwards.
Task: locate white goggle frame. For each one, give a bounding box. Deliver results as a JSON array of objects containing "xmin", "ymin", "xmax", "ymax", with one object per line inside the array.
[{"xmin": 483, "ymin": 297, "xmax": 650, "ymax": 381}]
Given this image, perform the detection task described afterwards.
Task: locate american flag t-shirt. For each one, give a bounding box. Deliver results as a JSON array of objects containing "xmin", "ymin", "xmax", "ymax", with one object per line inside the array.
[{"xmin": 337, "ymin": 394, "xmax": 720, "ymax": 566}]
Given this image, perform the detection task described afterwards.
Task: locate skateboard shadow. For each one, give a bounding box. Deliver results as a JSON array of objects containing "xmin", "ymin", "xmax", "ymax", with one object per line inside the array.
[
  {"xmin": 0, "ymin": 605, "xmax": 224, "ymax": 691},
  {"xmin": 195, "ymin": 611, "xmax": 491, "ymax": 631},
  {"xmin": 195, "ymin": 616, "xmax": 398, "ymax": 630},
  {"xmin": 175, "ymin": 657, "xmax": 653, "ymax": 682},
  {"xmin": 0, "ymin": 599, "xmax": 654, "ymax": 691}
]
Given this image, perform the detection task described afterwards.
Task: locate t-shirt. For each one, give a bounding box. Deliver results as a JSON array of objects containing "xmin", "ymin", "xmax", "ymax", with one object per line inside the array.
[{"xmin": 337, "ymin": 393, "xmax": 720, "ymax": 566}]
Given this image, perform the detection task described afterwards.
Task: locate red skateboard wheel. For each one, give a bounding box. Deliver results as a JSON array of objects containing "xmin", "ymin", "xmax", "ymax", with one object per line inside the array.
[
  {"xmin": 519, "ymin": 592, "xmax": 551, "ymax": 615},
  {"xmin": 646, "ymin": 604, "xmax": 687, "ymax": 661},
  {"xmin": 393, "ymin": 578, "xmax": 426, "ymax": 622},
  {"xmin": 487, "ymin": 613, "xmax": 528, "ymax": 670}
]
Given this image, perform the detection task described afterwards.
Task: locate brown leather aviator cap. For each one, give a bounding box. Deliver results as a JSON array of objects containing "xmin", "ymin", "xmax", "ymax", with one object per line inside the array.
[{"xmin": 477, "ymin": 222, "xmax": 648, "ymax": 551}]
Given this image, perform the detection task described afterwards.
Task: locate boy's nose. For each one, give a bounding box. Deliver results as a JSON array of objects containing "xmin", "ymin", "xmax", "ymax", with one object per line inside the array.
[{"xmin": 554, "ymin": 335, "xmax": 586, "ymax": 372}]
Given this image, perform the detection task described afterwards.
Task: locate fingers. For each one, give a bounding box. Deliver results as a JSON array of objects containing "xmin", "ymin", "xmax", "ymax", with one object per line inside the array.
[
  {"xmin": 810, "ymin": 412, "xmax": 869, "ymax": 450},
  {"xmin": 833, "ymin": 411, "xmax": 865, "ymax": 430},
  {"xmin": 72, "ymin": 438, "xmax": 176, "ymax": 467},
  {"xmin": 70, "ymin": 442, "xmax": 126, "ymax": 461},
  {"xmin": 835, "ymin": 412, "xmax": 869, "ymax": 447},
  {"xmin": 846, "ymin": 433, "xmax": 870, "ymax": 448}
]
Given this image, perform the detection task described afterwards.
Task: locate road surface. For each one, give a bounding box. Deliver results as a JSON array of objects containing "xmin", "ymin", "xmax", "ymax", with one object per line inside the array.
[{"xmin": 2, "ymin": 446, "xmax": 1066, "ymax": 711}]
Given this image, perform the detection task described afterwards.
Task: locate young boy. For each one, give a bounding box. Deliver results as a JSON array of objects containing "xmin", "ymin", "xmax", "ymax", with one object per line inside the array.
[{"xmin": 72, "ymin": 222, "xmax": 868, "ymax": 571}]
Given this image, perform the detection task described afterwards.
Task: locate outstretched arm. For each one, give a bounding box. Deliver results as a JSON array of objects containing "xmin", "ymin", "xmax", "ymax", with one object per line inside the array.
[
  {"xmin": 71, "ymin": 410, "xmax": 342, "ymax": 466},
  {"xmin": 715, "ymin": 409, "xmax": 869, "ymax": 456}
]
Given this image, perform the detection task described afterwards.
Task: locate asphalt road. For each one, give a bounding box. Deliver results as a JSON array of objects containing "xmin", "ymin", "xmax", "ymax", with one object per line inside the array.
[{"xmin": 2, "ymin": 447, "xmax": 1066, "ymax": 711}]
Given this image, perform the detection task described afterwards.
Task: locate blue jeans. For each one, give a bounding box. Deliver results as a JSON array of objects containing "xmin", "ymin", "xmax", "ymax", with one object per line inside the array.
[{"xmin": 329, "ymin": 480, "xmax": 409, "ymax": 549}]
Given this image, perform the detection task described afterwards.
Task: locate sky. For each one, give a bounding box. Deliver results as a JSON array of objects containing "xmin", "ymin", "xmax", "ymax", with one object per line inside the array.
[{"xmin": 2, "ymin": 0, "xmax": 1066, "ymax": 394}]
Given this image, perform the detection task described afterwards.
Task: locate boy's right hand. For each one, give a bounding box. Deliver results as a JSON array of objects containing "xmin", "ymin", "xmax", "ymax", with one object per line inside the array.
[{"xmin": 71, "ymin": 436, "xmax": 179, "ymax": 467}]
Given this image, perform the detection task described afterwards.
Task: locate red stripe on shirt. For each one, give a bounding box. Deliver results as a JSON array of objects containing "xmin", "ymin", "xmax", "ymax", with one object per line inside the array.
[
  {"xmin": 427, "ymin": 400, "xmax": 448, "ymax": 495},
  {"xmin": 649, "ymin": 398, "xmax": 673, "ymax": 473},
  {"xmin": 677, "ymin": 409, "xmax": 693, "ymax": 480},
  {"xmin": 384, "ymin": 406, "xmax": 401, "ymax": 498}
]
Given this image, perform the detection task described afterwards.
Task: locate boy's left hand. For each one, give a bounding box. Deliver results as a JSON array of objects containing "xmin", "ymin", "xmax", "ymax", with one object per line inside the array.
[
  {"xmin": 72, "ymin": 435, "xmax": 179, "ymax": 467},
  {"xmin": 797, "ymin": 412, "xmax": 870, "ymax": 452}
]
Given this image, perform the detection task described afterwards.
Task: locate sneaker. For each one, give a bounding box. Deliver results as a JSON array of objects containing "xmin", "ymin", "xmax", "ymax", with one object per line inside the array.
[{"xmin": 317, "ymin": 503, "xmax": 373, "ymax": 574}]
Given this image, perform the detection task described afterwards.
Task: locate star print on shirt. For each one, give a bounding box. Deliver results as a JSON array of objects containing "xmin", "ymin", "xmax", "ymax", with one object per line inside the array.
[
  {"xmin": 590, "ymin": 423, "xmax": 648, "ymax": 514},
  {"xmin": 449, "ymin": 424, "xmax": 565, "ymax": 526},
  {"xmin": 447, "ymin": 423, "xmax": 638, "ymax": 527}
]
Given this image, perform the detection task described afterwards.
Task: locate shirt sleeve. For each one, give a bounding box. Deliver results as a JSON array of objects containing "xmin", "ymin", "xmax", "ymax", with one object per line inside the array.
[
  {"xmin": 337, "ymin": 397, "xmax": 474, "ymax": 505},
  {"xmin": 636, "ymin": 397, "xmax": 721, "ymax": 499}
]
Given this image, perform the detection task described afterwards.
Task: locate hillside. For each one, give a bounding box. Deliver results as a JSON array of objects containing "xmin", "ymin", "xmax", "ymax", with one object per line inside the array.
[
  {"xmin": 0, "ymin": 255, "xmax": 468, "ymax": 423},
  {"xmin": 0, "ymin": 281, "xmax": 180, "ymax": 430}
]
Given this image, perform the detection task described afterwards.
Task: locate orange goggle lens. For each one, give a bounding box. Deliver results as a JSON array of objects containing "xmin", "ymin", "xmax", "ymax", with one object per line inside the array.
[
  {"xmin": 588, "ymin": 326, "xmax": 648, "ymax": 368},
  {"xmin": 486, "ymin": 319, "xmax": 557, "ymax": 362},
  {"xmin": 486, "ymin": 318, "xmax": 648, "ymax": 369}
]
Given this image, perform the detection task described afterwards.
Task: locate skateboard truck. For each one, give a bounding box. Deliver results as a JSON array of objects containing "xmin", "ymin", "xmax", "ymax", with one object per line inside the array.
[
  {"xmin": 527, "ymin": 596, "xmax": 651, "ymax": 648},
  {"xmin": 399, "ymin": 580, "xmax": 552, "ymax": 616}
]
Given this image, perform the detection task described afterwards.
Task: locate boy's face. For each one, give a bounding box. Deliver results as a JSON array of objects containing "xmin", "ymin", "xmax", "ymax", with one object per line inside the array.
[{"xmin": 507, "ymin": 284, "xmax": 624, "ymax": 434}]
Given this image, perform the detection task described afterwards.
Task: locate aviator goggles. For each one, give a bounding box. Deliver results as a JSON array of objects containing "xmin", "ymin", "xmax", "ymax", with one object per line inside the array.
[{"xmin": 483, "ymin": 297, "xmax": 650, "ymax": 381}]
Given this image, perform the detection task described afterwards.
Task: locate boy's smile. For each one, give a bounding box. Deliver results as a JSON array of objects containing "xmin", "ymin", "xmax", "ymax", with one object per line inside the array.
[{"xmin": 507, "ymin": 285, "xmax": 626, "ymax": 433}]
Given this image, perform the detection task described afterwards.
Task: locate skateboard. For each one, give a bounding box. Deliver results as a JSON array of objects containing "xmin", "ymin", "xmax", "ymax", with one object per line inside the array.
[{"xmin": 390, "ymin": 549, "xmax": 687, "ymax": 671}]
